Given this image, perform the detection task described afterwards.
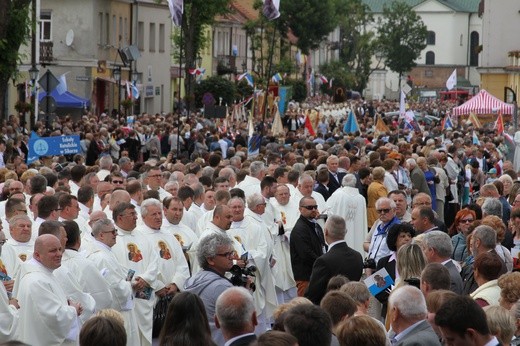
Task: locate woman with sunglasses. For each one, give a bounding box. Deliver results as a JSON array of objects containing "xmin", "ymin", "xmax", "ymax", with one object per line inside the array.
[{"xmin": 448, "ymin": 209, "xmax": 476, "ymax": 264}]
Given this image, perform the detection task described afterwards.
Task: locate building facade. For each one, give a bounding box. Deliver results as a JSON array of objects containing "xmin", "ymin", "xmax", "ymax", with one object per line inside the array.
[{"xmin": 11, "ymin": 0, "xmax": 171, "ymax": 120}]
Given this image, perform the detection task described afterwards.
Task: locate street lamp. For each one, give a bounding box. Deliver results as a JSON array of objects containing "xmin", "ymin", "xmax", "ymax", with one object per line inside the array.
[
  {"xmin": 113, "ymin": 67, "xmax": 121, "ymax": 115},
  {"xmin": 131, "ymin": 69, "xmax": 139, "ymax": 83},
  {"xmin": 29, "ymin": 66, "xmax": 39, "ymax": 82},
  {"xmin": 29, "ymin": 65, "xmax": 39, "ymax": 123},
  {"xmin": 242, "ymin": 61, "xmax": 247, "ymax": 73}
]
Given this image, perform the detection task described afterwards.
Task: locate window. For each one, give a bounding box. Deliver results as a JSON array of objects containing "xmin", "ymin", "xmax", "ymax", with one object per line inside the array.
[
  {"xmin": 40, "ymin": 11, "xmax": 52, "ymax": 41},
  {"xmin": 149, "ymin": 23, "xmax": 156, "ymax": 52},
  {"xmin": 159, "ymin": 24, "xmax": 165, "ymax": 52},
  {"xmin": 124, "ymin": 18, "xmax": 128, "ymax": 45},
  {"xmin": 105, "ymin": 13, "xmax": 110, "ymax": 46},
  {"xmin": 119, "ymin": 17, "xmax": 123, "ymax": 44},
  {"xmin": 112, "ymin": 15, "xmax": 117, "ymax": 45},
  {"xmin": 425, "ymin": 51, "xmax": 435, "ymax": 65},
  {"xmin": 426, "ymin": 31, "xmax": 436, "ymax": 45},
  {"xmin": 98, "ymin": 12, "xmax": 104, "ymax": 45},
  {"xmin": 138, "ymin": 21, "xmax": 144, "ymax": 51},
  {"xmin": 470, "ymin": 31, "xmax": 479, "ymax": 66}
]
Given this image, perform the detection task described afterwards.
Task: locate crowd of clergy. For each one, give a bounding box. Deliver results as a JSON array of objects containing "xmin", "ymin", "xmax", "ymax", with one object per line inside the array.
[{"xmin": 0, "ymin": 99, "xmax": 519, "ymax": 345}]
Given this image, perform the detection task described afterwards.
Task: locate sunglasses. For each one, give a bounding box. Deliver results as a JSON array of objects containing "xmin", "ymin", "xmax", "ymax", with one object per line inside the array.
[
  {"xmin": 459, "ymin": 219, "xmax": 474, "ymax": 224},
  {"xmin": 301, "ymin": 205, "xmax": 318, "ymax": 210},
  {"xmin": 376, "ymin": 208, "xmax": 391, "ymax": 214}
]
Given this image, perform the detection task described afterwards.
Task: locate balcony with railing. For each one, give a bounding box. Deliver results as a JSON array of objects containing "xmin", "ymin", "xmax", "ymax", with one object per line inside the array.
[
  {"xmin": 216, "ymin": 54, "xmax": 237, "ymax": 75},
  {"xmin": 40, "ymin": 41, "xmax": 54, "ymax": 65}
]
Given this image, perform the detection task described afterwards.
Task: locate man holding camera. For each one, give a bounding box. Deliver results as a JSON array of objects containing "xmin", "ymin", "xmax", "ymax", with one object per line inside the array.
[
  {"xmin": 184, "ymin": 232, "xmax": 235, "ymax": 346},
  {"xmin": 290, "ymin": 196, "xmax": 327, "ymax": 297}
]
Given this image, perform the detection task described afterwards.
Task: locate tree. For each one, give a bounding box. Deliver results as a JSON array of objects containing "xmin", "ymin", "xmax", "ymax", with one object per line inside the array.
[
  {"xmin": 193, "ymin": 76, "xmax": 236, "ymax": 108},
  {"xmin": 278, "ymin": 0, "xmax": 338, "ymax": 54},
  {"xmin": 333, "ymin": 0, "xmax": 376, "ymax": 92},
  {"xmin": 0, "ymin": 0, "xmax": 31, "ymax": 121},
  {"xmin": 377, "ymin": 1, "xmax": 427, "ymax": 82},
  {"xmin": 163, "ymin": 0, "xmax": 232, "ymax": 110}
]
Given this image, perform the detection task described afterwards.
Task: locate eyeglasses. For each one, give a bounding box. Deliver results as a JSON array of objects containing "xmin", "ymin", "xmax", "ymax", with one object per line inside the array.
[
  {"xmin": 102, "ymin": 229, "xmax": 118, "ymax": 235},
  {"xmin": 112, "ymin": 180, "xmax": 124, "ymax": 184},
  {"xmin": 215, "ymin": 251, "xmax": 234, "ymax": 258},
  {"xmin": 54, "ymin": 208, "xmax": 62, "ymax": 212},
  {"xmin": 460, "ymin": 219, "xmax": 474, "ymax": 224},
  {"xmin": 301, "ymin": 205, "xmax": 318, "ymax": 210},
  {"xmin": 148, "ymin": 174, "xmax": 161, "ymax": 178},
  {"xmin": 376, "ymin": 208, "xmax": 392, "ymax": 214}
]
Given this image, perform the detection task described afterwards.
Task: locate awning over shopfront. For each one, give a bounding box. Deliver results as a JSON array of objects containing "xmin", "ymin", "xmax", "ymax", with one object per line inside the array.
[{"xmin": 38, "ymin": 89, "xmax": 90, "ymax": 109}]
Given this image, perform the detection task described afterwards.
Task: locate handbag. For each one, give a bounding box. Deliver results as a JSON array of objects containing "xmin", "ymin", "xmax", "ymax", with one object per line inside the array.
[{"xmin": 152, "ymin": 294, "xmax": 174, "ymax": 338}]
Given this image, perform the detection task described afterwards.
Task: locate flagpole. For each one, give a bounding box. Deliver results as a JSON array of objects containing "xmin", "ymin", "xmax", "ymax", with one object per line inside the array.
[
  {"xmin": 261, "ymin": 26, "xmax": 277, "ymax": 134},
  {"xmin": 176, "ymin": 26, "xmax": 183, "ymax": 160}
]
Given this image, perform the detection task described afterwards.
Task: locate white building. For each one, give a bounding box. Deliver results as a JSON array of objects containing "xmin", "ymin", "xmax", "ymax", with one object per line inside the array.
[
  {"xmin": 12, "ymin": 0, "xmax": 171, "ymax": 120},
  {"xmin": 365, "ymin": 0, "xmax": 481, "ymax": 100}
]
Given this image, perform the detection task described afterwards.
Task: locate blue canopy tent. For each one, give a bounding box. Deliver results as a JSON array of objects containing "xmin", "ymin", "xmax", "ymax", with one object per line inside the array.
[{"xmin": 38, "ymin": 89, "xmax": 90, "ymax": 109}]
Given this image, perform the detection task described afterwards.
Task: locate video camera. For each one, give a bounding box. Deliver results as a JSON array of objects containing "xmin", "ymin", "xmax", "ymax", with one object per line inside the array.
[{"xmin": 229, "ymin": 264, "xmax": 257, "ymax": 292}]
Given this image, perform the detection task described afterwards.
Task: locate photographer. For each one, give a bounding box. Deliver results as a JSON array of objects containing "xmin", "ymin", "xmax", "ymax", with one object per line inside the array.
[{"xmin": 184, "ymin": 232, "xmax": 236, "ymax": 346}]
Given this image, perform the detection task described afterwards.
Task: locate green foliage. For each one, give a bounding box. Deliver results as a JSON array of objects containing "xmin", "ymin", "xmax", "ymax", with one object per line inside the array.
[
  {"xmin": 159, "ymin": 0, "xmax": 232, "ymax": 109},
  {"xmin": 283, "ymin": 79, "xmax": 307, "ymax": 102},
  {"xmin": 236, "ymin": 80, "xmax": 253, "ymax": 101},
  {"xmin": 318, "ymin": 61, "xmax": 356, "ymax": 94},
  {"xmin": 194, "ymin": 76, "xmax": 236, "ymax": 108},
  {"xmin": 0, "ymin": 0, "xmax": 32, "ymax": 120},
  {"xmin": 273, "ymin": 57, "xmax": 297, "ymax": 76},
  {"xmin": 377, "ymin": 2, "xmax": 427, "ymax": 78},
  {"xmin": 333, "ymin": 0, "xmax": 376, "ymax": 91},
  {"xmin": 277, "ymin": 0, "xmax": 338, "ymax": 54}
]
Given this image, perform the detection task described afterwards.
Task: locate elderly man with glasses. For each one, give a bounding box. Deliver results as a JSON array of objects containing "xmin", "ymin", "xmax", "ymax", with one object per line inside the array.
[{"xmin": 364, "ymin": 197, "xmax": 400, "ymax": 274}]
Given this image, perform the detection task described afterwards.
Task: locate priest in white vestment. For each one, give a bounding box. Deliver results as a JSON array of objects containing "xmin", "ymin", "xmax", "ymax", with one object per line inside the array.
[
  {"xmin": 139, "ymin": 199, "xmax": 189, "ymax": 295},
  {"xmin": 39, "ymin": 221, "xmax": 96, "ymax": 325},
  {"xmin": 270, "ymin": 185, "xmax": 300, "ymax": 234},
  {"xmin": 87, "ymin": 219, "xmax": 140, "ymax": 346},
  {"xmin": 326, "ymin": 174, "xmax": 367, "ymax": 255},
  {"xmin": 0, "ymin": 229, "xmax": 18, "ymax": 343},
  {"xmin": 236, "ymin": 161, "xmax": 266, "ymax": 198},
  {"xmin": 1, "ymin": 215, "xmax": 34, "ymax": 289},
  {"xmin": 17, "ymin": 234, "xmax": 82, "ymax": 346},
  {"xmin": 162, "ymin": 197, "xmax": 199, "ymax": 273},
  {"xmin": 61, "ymin": 220, "xmax": 113, "ymax": 311},
  {"xmin": 111, "ymin": 202, "xmax": 162, "ymax": 346},
  {"xmin": 199, "ymin": 204, "xmax": 245, "ymax": 259},
  {"xmin": 268, "ymin": 185, "xmax": 298, "ymax": 303},
  {"xmin": 229, "ymin": 196, "xmax": 278, "ymax": 335}
]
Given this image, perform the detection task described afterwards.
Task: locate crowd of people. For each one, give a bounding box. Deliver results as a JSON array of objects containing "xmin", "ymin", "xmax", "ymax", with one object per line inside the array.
[{"xmin": 0, "ymin": 94, "xmax": 519, "ymax": 346}]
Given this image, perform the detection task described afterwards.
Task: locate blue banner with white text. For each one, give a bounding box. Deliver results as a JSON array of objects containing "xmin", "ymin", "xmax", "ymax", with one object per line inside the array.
[{"xmin": 27, "ymin": 132, "xmax": 80, "ymax": 163}]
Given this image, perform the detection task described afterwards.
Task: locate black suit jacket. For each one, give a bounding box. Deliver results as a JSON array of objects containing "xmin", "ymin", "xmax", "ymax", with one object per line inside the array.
[
  {"xmin": 314, "ymin": 183, "xmax": 331, "ymax": 201},
  {"xmin": 229, "ymin": 334, "xmax": 257, "ymax": 346},
  {"xmin": 327, "ymin": 171, "xmax": 345, "ymax": 195},
  {"xmin": 290, "ymin": 216, "xmax": 326, "ymax": 281},
  {"xmin": 305, "ymin": 242, "xmax": 363, "ymax": 304}
]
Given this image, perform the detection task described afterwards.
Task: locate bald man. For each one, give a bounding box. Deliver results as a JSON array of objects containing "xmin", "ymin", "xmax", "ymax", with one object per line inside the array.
[{"xmin": 17, "ymin": 234, "xmax": 83, "ymax": 345}]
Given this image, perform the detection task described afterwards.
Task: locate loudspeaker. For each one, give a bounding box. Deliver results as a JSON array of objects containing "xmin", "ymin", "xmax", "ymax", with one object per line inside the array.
[{"xmin": 204, "ymin": 105, "xmax": 227, "ymax": 118}]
